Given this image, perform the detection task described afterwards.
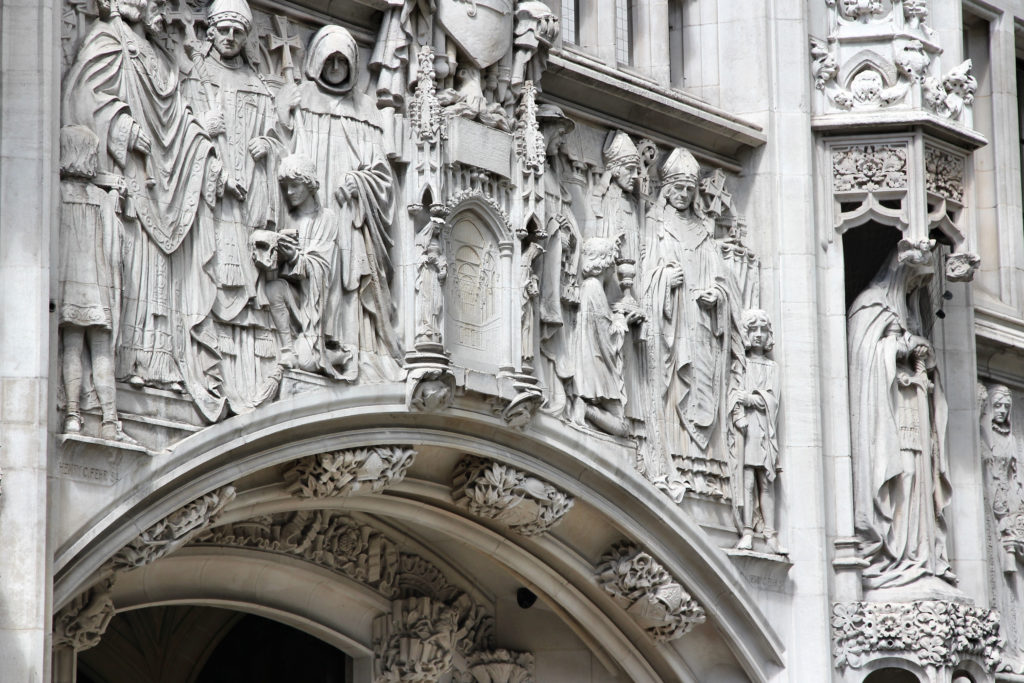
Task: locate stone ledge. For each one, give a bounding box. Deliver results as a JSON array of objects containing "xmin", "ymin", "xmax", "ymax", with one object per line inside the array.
[{"xmin": 725, "ymin": 548, "xmax": 793, "ymax": 594}]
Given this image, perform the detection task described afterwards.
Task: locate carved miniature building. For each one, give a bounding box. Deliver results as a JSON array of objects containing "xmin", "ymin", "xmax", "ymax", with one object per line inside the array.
[{"xmin": 7, "ymin": 0, "xmax": 1024, "ymax": 681}]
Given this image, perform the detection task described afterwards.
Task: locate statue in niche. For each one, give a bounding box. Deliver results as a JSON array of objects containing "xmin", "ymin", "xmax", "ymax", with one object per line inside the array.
[
  {"xmin": 520, "ymin": 236, "xmax": 544, "ymax": 371},
  {"xmin": 848, "ymin": 239, "xmax": 956, "ymax": 590},
  {"xmin": 182, "ymin": 0, "xmax": 284, "ymax": 413},
  {"xmin": 536, "ymin": 105, "xmax": 582, "ymax": 418},
  {"xmin": 569, "ymin": 238, "xmax": 637, "ymax": 436},
  {"xmin": 279, "ymin": 25, "xmax": 402, "ymax": 382},
  {"xmin": 58, "ymin": 125, "xmax": 136, "ymax": 444},
  {"xmin": 62, "ymin": 0, "xmax": 224, "ymax": 420},
  {"xmin": 730, "ymin": 309, "xmax": 784, "ymax": 554},
  {"xmin": 980, "ymin": 384, "xmax": 1024, "ymax": 567},
  {"xmin": 642, "ymin": 147, "xmax": 744, "ymax": 499},
  {"xmin": 259, "ymin": 155, "xmax": 339, "ymax": 375},
  {"xmin": 414, "ymin": 216, "xmax": 448, "ymax": 348}
]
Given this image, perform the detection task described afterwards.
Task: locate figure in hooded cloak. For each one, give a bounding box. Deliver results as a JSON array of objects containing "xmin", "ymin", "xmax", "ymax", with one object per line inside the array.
[
  {"xmin": 847, "ymin": 239, "xmax": 955, "ymax": 590},
  {"xmin": 278, "ymin": 25, "xmax": 402, "ymax": 382}
]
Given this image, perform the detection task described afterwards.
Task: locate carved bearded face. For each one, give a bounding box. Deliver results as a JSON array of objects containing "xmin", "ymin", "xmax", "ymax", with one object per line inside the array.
[
  {"xmin": 210, "ymin": 20, "xmax": 247, "ymax": 59},
  {"xmin": 143, "ymin": 0, "xmax": 166, "ymax": 35},
  {"xmin": 117, "ymin": 0, "xmax": 147, "ymax": 23},
  {"xmin": 665, "ymin": 178, "xmax": 697, "ymax": 212},
  {"xmin": 320, "ymin": 52, "xmax": 350, "ymax": 87}
]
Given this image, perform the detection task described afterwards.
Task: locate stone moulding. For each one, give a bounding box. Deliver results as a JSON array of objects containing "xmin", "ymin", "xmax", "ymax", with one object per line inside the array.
[
  {"xmin": 596, "ymin": 541, "xmax": 706, "ymax": 642},
  {"xmin": 283, "ymin": 446, "xmax": 417, "ymax": 498},
  {"xmin": 451, "ymin": 455, "xmax": 574, "ymax": 536},
  {"xmin": 105, "ymin": 485, "xmax": 236, "ymax": 572},
  {"xmin": 462, "ymin": 649, "xmax": 535, "ymax": 683},
  {"xmin": 831, "ymin": 143, "xmax": 909, "ymax": 193},
  {"xmin": 831, "ymin": 600, "xmax": 1003, "ymax": 672}
]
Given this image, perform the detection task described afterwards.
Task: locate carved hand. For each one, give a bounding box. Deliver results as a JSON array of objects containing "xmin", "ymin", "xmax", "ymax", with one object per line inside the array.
[
  {"xmin": 669, "ymin": 268, "xmax": 685, "ymax": 289},
  {"xmin": 202, "ymin": 109, "xmax": 227, "ymax": 136},
  {"xmin": 226, "ymin": 177, "xmax": 248, "ymax": 202},
  {"xmin": 248, "ymin": 138, "xmax": 270, "ymax": 161},
  {"xmin": 697, "ymin": 288, "xmax": 719, "ymax": 308},
  {"xmin": 289, "ymin": 89, "xmax": 302, "ymax": 112},
  {"xmin": 133, "ymin": 128, "xmax": 152, "ymax": 157},
  {"xmin": 277, "ymin": 234, "xmax": 298, "ymax": 264}
]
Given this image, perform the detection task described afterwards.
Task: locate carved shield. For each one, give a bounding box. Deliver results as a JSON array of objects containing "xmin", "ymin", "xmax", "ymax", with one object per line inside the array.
[{"xmin": 436, "ymin": 0, "xmax": 514, "ymax": 70}]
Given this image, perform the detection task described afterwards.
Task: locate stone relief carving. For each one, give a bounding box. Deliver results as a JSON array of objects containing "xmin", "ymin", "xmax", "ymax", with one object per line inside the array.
[
  {"xmin": 730, "ymin": 310, "xmax": 786, "ymax": 555},
  {"xmin": 451, "ymin": 455, "xmax": 574, "ymax": 536},
  {"xmin": 107, "ymin": 485, "xmax": 236, "ymax": 572},
  {"xmin": 284, "ymin": 446, "xmax": 416, "ymax": 498},
  {"xmin": 597, "ymin": 541, "xmax": 706, "ymax": 641},
  {"xmin": 831, "ymin": 600, "xmax": 1002, "ymax": 672},
  {"xmin": 642, "ymin": 147, "xmax": 747, "ymax": 502},
  {"xmin": 55, "ymin": 0, "xmax": 785, "ymax": 552},
  {"xmin": 54, "ymin": 577, "xmax": 116, "ymax": 653},
  {"xmin": 193, "ymin": 509, "xmax": 491, "ymax": 649},
  {"xmin": 373, "ymin": 596, "xmax": 458, "ymax": 683},
  {"xmin": 812, "ymin": 0, "xmax": 973, "ymax": 123},
  {"xmin": 980, "ymin": 385, "xmax": 1024, "ymax": 568},
  {"xmin": 460, "ymin": 649, "xmax": 535, "ymax": 683},
  {"xmin": 832, "ymin": 143, "xmax": 908, "ymax": 193},
  {"xmin": 924, "ymin": 145, "xmax": 965, "ymax": 204},
  {"xmin": 848, "ymin": 239, "xmax": 955, "ymax": 590}
]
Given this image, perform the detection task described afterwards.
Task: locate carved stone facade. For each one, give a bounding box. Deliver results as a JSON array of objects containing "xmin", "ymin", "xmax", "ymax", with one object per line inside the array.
[{"xmin": 11, "ymin": 0, "xmax": 1021, "ymax": 680}]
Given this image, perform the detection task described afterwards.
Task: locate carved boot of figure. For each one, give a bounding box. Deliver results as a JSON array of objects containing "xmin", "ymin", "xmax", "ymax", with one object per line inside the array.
[
  {"xmin": 101, "ymin": 419, "xmax": 140, "ymax": 446},
  {"xmin": 764, "ymin": 530, "xmax": 787, "ymax": 555},
  {"xmin": 267, "ymin": 282, "xmax": 298, "ymax": 369},
  {"xmin": 737, "ymin": 528, "xmax": 754, "ymax": 551}
]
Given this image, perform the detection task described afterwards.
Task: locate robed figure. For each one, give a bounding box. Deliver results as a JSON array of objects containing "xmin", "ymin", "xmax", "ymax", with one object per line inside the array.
[
  {"xmin": 642, "ymin": 148, "xmax": 744, "ymax": 499},
  {"xmin": 279, "ymin": 25, "xmax": 402, "ymax": 382},
  {"xmin": 848, "ymin": 239, "xmax": 955, "ymax": 590},
  {"xmin": 182, "ymin": 0, "xmax": 283, "ymax": 412},
  {"xmin": 62, "ymin": 0, "xmax": 223, "ymax": 419}
]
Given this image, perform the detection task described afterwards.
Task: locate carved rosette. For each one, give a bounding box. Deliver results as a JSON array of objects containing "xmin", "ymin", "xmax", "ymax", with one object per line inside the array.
[
  {"xmin": 832, "ymin": 144, "xmax": 908, "ymax": 193},
  {"xmin": 465, "ymin": 649, "xmax": 535, "ymax": 683},
  {"xmin": 106, "ymin": 485, "xmax": 236, "ymax": 572},
  {"xmin": 54, "ymin": 577, "xmax": 116, "ymax": 652},
  {"xmin": 452, "ymin": 456, "xmax": 574, "ymax": 536},
  {"xmin": 373, "ymin": 596, "xmax": 459, "ymax": 683},
  {"xmin": 596, "ymin": 542, "xmax": 706, "ymax": 642},
  {"xmin": 284, "ymin": 446, "xmax": 416, "ymax": 498},
  {"xmin": 924, "ymin": 145, "xmax": 965, "ymax": 204},
  {"xmin": 831, "ymin": 601, "xmax": 1002, "ymax": 671}
]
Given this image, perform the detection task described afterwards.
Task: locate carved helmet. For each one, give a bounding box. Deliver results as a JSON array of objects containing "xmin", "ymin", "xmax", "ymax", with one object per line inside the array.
[
  {"xmin": 207, "ymin": 0, "xmax": 253, "ymax": 30},
  {"xmin": 603, "ymin": 130, "xmax": 639, "ymax": 167},
  {"xmin": 661, "ymin": 147, "xmax": 701, "ymax": 184}
]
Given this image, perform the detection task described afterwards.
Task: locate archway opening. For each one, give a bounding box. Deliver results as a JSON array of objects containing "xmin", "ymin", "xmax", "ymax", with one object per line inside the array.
[
  {"xmin": 77, "ymin": 605, "xmax": 352, "ymax": 683},
  {"xmin": 863, "ymin": 667, "xmax": 920, "ymax": 683}
]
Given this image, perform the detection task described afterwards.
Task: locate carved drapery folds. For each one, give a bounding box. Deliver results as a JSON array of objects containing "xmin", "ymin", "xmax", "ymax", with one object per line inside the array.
[
  {"xmin": 831, "ymin": 600, "xmax": 1002, "ymax": 672},
  {"xmin": 284, "ymin": 446, "xmax": 416, "ymax": 498},
  {"xmin": 979, "ymin": 384, "xmax": 1024, "ymax": 568},
  {"xmin": 597, "ymin": 542, "xmax": 706, "ymax": 642},
  {"xmin": 107, "ymin": 485, "xmax": 236, "ymax": 572},
  {"xmin": 451, "ymin": 455, "xmax": 574, "ymax": 536}
]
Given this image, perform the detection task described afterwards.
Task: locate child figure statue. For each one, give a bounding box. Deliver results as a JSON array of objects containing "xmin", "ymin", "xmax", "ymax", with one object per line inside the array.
[
  {"xmin": 731, "ymin": 309, "xmax": 785, "ymax": 554},
  {"xmin": 58, "ymin": 125, "xmax": 136, "ymax": 444}
]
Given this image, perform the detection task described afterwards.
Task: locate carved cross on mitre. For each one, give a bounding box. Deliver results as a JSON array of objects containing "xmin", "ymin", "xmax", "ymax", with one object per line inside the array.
[
  {"xmin": 268, "ymin": 15, "xmax": 303, "ymax": 83},
  {"xmin": 165, "ymin": 3, "xmax": 206, "ymax": 44}
]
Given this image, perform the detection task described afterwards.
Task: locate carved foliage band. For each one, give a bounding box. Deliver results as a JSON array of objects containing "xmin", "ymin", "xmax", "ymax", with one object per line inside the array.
[
  {"xmin": 597, "ymin": 542, "xmax": 706, "ymax": 642},
  {"xmin": 54, "ymin": 577, "xmax": 116, "ymax": 653},
  {"xmin": 831, "ymin": 600, "xmax": 1002, "ymax": 671},
  {"xmin": 925, "ymin": 145, "xmax": 965, "ymax": 204},
  {"xmin": 451, "ymin": 456, "xmax": 574, "ymax": 536},
  {"xmin": 107, "ymin": 485, "xmax": 236, "ymax": 572},
  {"xmin": 284, "ymin": 446, "xmax": 417, "ymax": 498},
  {"xmin": 832, "ymin": 144, "xmax": 908, "ymax": 193},
  {"xmin": 373, "ymin": 596, "xmax": 458, "ymax": 683}
]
